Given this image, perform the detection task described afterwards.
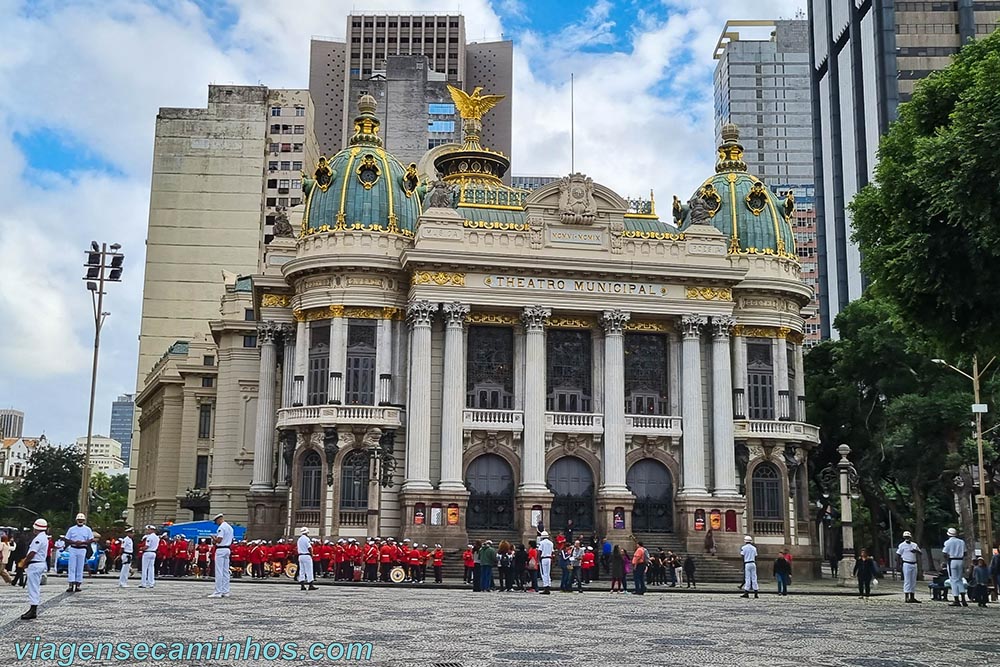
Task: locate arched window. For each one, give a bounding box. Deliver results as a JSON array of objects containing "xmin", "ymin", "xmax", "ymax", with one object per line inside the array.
[
  {"xmin": 300, "ymin": 451, "xmax": 322, "ymax": 509},
  {"xmin": 340, "ymin": 450, "xmax": 370, "ymax": 510},
  {"xmin": 751, "ymin": 462, "xmax": 783, "ymax": 534}
]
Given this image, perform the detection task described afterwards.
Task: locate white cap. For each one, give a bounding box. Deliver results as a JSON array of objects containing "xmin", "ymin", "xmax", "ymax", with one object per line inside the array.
[
  {"xmin": 947, "ymin": 527, "xmax": 958, "ymax": 537},
  {"xmin": 403, "ymin": 538, "xmax": 410, "ymax": 542},
  {"xmin": 902, "ymin": 531, "xmax": 912, "ymax": 538},
  {"xmin": 75, "ymin": 513, "xmax": 86, "ymax": 521},
  {"xmin": 300, "ymin": 527, "xmax": 309, "ymax": 535},
  {"xmin": 744, "ymin": 535, "xmax": 753, "ymax": 542},
  {"xmin": 587, "ymin": 546, "xmax": 593, "ymax": 551},
  {"xmin": 33, "ymin": 518, "xmax": 48, "ymax": 530},
  {"xmin": 539, "ymin": 531, "xmax": 549, "ymax": 538},
  {"xmin": 213, "ymin": 512, "xmax": 224, "ymax": 520},
  {"xmin": 435, "ymin": 544, "xmax": 441, "ymax": 548}
]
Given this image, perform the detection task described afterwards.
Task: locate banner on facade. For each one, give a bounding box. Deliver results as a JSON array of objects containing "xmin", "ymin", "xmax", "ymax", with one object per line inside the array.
[
  {"xmin": 710, "ymin": 509, "xmax": 722, "ymax": 531},
  {"xmin": 694, "ymin": 509, "xmax": 706, "ymax": 531},
  {"xmin": 613, "ymin": 507, "xmax": 625, "ymax": 530},
  {"xmin": 414, "ymin": 503, "xmax": 425, "ymax": 525},
  {"xmin": 447, "ymin": 504, "xmax": 460, "ymax": 526}
]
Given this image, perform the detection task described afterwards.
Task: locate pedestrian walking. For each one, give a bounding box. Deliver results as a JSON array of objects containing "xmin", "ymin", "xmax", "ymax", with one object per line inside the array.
[
  {"xmin": 740, "ymin": 535, "xmax": 759, "ymax": 598},
  {"xmin": 631, "ymin": 540, "xmax": 648, "ymax": 595},
  {"xmin": 942, "ymin": 527, "xmax": 968, "ymax": 607},
  {"xmin": 65, "ymin": 513, "xmax": 94, "ymax": 593},
  {"xmin": 139, "ymin": 525, "xmax": 159, "ymax": 588},
  {"xmin": 497, "ymin": 540, "xmax": 513, "ymax": 591},
  {"xmin": 683, "ymin": 555, "xmax": 696, "ymax": 589},
  {"xmin": 705, "ymin": 528, "xmax": 717, "ymax": 556},
  {"xmin": 971, "ymin": 557, "xmax": 991, "ymax": 607},
  {"xmin": 896, "ymin": 530, "xmax": 922, "ymax": 603},
  {"xmin": 538, "ymin": 531, "xmax": 554, "ymax": 594},
  {"xmin": 570, "ymin": 540, "xmax": 584, "ymax": 592},
  {"xmin": 18, "ymin": 518, "xmax": 49, "ymax": 620},
  {"xmin": 0, "ymin": 534, "xmax": 12, "ymax": 585},
  {"xmin": 526, "ymin": 540, "xmax": 539, "ymax": 591},
  {"xmin": 853, "ymin": 549, "xmax": 878, "ymax": 599},
  {"xmin": 119, "ymin": 527, "xmax": 134, "ymax": 588},
  {"xmin": 773, "ymin": 552, "xmax": 791, "ymax": 596},
  {"xmin": 479, "ymin": 540, "xmax": 497, "ymax": 592},
  {"xmin": 209, "ymin": 512, "xmax": 234, "ymax": 598}
]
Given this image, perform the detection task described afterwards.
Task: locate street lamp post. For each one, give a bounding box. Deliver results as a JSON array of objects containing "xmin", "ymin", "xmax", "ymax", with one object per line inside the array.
[
  {"xmin": 821, "ymin": 444, "xmax": 859, "ymax": 586},
  {"xmin": 80, "ymin": 241, "xmax": 124, "ymax": 517},
  {"xmin": 933, "ymin": 355, "xmax": 995, "ymax": 556}
]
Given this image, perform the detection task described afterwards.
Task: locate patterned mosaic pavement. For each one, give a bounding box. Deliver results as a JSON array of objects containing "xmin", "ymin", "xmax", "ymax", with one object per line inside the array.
[{"xmin": 0, "ymin": 578, "xmax": 994, "ymax": 666}]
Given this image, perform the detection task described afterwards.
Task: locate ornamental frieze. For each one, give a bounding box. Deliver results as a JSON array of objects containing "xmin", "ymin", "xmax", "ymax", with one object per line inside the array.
[
  {"xmin": 411, "ymin": 271, "xmax": 466, "ymax": 287},
  {"xmin": 260, "ymin": 294, "xmax": 290, "ymax": 308},
  {"xmin": 624, "ymin": 320, "xmax": 672, "ymax": 333},
  {"xmin": 293, "ymin": 305, "xmax": 401, "ymax": 321},
  {"xmin": 467, "ymin": 312, "xmax": 521, "ymax": 325},
  {"xmin": 685, "ymin": 286, "xmax": 733, "ymax": 301}
]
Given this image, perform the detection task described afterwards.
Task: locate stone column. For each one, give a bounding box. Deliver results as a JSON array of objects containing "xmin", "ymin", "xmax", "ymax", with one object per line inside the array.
[
  {"xmin": 277, "ymin": 324, "xmax": 296, "ymax": 489},
  {"xmin": 439, "ymin": 302, "xmax": 470, "ymax": 491},
  {"xmin": 251, "ymin": 322, "xmax": 279, "ymax": 492},
  {"xmin": 329, "ymin": 314, "xmax": 346, "ymax": 404},
  {"xmin": 293, "ymin": 319, "xmax": 308, "ymax": 406},
  {"xmin": 520, "ymin": 305, "xmax": 551, "ymax": 493},
  {"xmin": 732, "ymin": 331, "xmax": 747, "ymax": 419},
  {"xmin": 668, "ymin": 331, "xmax": 681, "ymax": 416},
  {"xmin": 600, "ymin": 310, "xmax": 630, "ymax": 493},
  {"xmin": 376, "ymin": 317, "xmax": 393, "ymax": 405},
  {"xmin": 711, "ymin": 316, "xmax": 738, "ymax": 496},
  {"xmin": 513, "ymin": 327, "xmax": 526, "ymax": 411},
  {"xmin": 794, "ymin": 343, "xmax": 806, "ymax": 422},
  {"xmin": 679, "ymin": 314, "xmax": 708, "ymax": 495},
  {"xmin": 775, "ymin": 337, "xmax": 790, "ymax": 420},
  {"xmin": 402, "ymin": 299, "xmax": 436, "ymax": 492}
]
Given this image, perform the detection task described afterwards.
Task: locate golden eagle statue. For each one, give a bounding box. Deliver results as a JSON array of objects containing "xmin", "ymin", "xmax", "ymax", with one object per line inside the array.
[{"xmin": 446, "ymin": 85, "xmax": 506, "ymax": 121}]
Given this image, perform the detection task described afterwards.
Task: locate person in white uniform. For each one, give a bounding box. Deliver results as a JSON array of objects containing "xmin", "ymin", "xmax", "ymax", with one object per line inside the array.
[
  {"xmin": 896, "ymin": 530, "xmax": 922, "ymax": 603},
  {"xmin": 740, "ymin": 535, "xmax": 759, "ymax": 599},
  {"xmin": 537, "ymin": 531, "xmax": 554, "ymax": 595},
  {"xmin": 64, "ymin": 512, "xmax": 94, "ymax": 593},
  {"xmin": 210, "ymin": 512, "xmax": 234, "ymax": 598},
  {"xmin": 297, "ymin": 528, "xmax": 319, "ymax": 591},
  {"xmin": 119, "ymin": 527, "xmax": 134, "ymax": 588},
  {"xmin": 942, "ymin": 527, "xmax": 968, "ymax": 607},
  {"xmin": 140, "ymin": 525, "xmax": 159, "ymax": 588},
  {"xmin": 18, "ymin": 518, "xmax": 50, "ymax": 620}
]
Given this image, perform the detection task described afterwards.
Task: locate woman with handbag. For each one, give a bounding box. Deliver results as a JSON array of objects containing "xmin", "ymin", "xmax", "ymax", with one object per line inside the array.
[{"xmin": 526, "ymin": 541, "xmax": 539, "ymax": 591}]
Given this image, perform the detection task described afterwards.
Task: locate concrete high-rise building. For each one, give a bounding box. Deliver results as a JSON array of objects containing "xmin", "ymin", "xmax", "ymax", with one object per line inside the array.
[
  {"xmin": 109, "ymin": 394, "xmax": 134, "ymax": 463},
  {"xmin": 0, "ymin": 409, "xmax": 24, "ymax": 439},
  {"xmin": 74, "ymin": 435, "xmax": 124, "ymax": 473},
  {"xmin": 309, "ymin": 13, "xmax": 513, "ymax": 169},
  {"xmin": 809, "ymin": 1, "xmax": 1000, "ymax": 338},
  {"xmin": 714, "ymin": 20, "xmax": 821, "ymax": 345}
]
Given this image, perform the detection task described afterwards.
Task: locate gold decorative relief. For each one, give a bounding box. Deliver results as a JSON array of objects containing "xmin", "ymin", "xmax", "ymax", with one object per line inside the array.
[
  {"xmin": 624, "ymin": 320, "xmax": 671, "ymax": 333},
  {"xmin": 467, "ymin": 312, "xmax": 521, "ymax": 325},
  {"xmin": 411, "ymin": 271, "xmax": 466, "ymax": 287},
  {"xmin": 545, "ymin": 316, "xmax": 594, "ymax": 330},
  {"xmin": 685, "ymin": 287, "xmax": 733, "ymax": 301},
  {"xmin": 260, "ymin": 294, "xmax": 290, "ymax": 308}
]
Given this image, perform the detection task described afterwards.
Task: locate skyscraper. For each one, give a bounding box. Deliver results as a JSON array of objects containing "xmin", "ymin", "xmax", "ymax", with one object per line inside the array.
[
  {"xmin": 0, "ymin": 409, "xmax": 24, "ymax": 439},
  {"xmin": 714, "ymin": 19, "xmax": 821, "ymax": 344},
  {"xmin": 109, "ymin": 394, "xmax": 134, "ymax": 464},
  {"xmin": 809, "ymin": 1, "xmax": 1000, "ymax": 337},
  {"xmin": 309, "ymin": 13, "xmax": 513, "ymax": 168}
]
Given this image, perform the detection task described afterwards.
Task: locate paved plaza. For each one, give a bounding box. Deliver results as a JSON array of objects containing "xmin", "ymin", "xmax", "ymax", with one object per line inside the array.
[{"xmin": 0, "ymin": 578, "xmax": 995, "ymax": 667}]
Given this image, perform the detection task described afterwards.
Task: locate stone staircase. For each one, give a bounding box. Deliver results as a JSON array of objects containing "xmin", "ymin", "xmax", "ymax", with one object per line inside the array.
[
  {"xmin": 439, "ymin": 530, "xmax": 523, "ymax": 583},
  {"xmin": 630, "ymin": 532, "xmax": 745, "ymax": 584}
]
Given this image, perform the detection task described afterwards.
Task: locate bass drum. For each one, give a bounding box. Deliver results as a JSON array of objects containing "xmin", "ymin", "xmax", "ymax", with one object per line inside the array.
[
  {"xmin": 389, "ymin": 566, "xmax": 406, "ymax": 583},
  {"xmin": 245, "ymin": 563, "xmax": 253, "ymax": 576},
  {"xmin": 285, "ymin": 563, "xmax": 298, "ymax": 579}
]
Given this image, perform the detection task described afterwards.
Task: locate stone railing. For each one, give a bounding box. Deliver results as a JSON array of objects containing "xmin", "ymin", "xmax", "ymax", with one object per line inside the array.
[
  {"xmin": 276, "ymin": 405, "xmax": 402, "ymax": 429},
  {"xmin": 339, "ymin": 510, "xmax": 368, "ymax": 527},
  {"xmin": 733, "ymin": 420, "xmax": 820, "ymax": 444},
  {"xmin": 545, "ymin": 412, "xmax": 604, "ymax": 434},
  {"xmin": 624, "ymin": 414, "xmax": 683, "ymax": 439},
  {"xmin": 463, "ymin": 409, "xmax": 524, "ymax": 431},
  {"xmin": 295, "ymin": 510, "xmax": 321, "ymax": 526},
  {"xmin": 752, "ymin": 520, "xmax": 785, "ymax": 536}
]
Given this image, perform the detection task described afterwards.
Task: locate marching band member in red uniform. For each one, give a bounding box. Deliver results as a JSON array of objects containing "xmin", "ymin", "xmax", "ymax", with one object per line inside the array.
[
  {"xmin": 156, "ymin": 534, "xmax": 171, "ymax": 576},
  {"xmin": 271, "ymin": 539, "xmax": 289, "ymax": 576},
  {"xmin": 249, "ymin": 541, "xmax": 266, "ymax": 579},
  {"xmin": 462, "ymin": 545, "xmax": 475, "ymax": 584},
  {"xmin": 407, "ymin": 545, "xmax": 422, "ymax": 583},
  {"xmin": 581, "ymin": 546, "xmax": 596, "ymax": 584},
  {"xmin": 379, "ymin": 540, "xmax": 393, "ymax": 582},
  {"xmin": 432, "ymin": 545, "xmax": 445, "ymax": 583},
  {"xmin": 332, "ymin": 539, "xmax": 345, "ymax": 580},
  {"xmin": 364, "ymin": 538, "xmax": 379, "ymax": 582},
  {"xmin": 231, "ymin": 540, "xmax": 248, "ymax": 577},
  {"xmin": 172, "ymin": 535, "xmax": 189, "ymax": 577}
]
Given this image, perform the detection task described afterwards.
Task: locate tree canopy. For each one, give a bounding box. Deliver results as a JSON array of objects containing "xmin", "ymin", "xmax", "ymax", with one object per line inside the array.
[{"xmin": 850, "ymin": 28, "xmax": 1000, "ymax": 354}]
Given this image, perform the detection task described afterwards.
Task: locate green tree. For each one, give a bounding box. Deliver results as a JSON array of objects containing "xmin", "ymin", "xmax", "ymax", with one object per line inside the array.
[
  {"xmin": 16, "ymin": 443, "xmax": 84, "ymax": 528},
  {"xmin": 850, "ymin": 29, "xmax": 1000, "ymax": 354}
]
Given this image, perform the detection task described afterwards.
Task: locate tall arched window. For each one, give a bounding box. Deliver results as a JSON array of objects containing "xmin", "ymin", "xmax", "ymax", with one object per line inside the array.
[
  {"xmin": 300, "ymin": 451, "xmax": 322, "ymax": 509},
  {"xmin": 751, "ymin": 462, "xmax": 783, "ymax": 534},
  {"xmin": 340, "ymin": 449, "xmax": 370, "ymax": 510}
]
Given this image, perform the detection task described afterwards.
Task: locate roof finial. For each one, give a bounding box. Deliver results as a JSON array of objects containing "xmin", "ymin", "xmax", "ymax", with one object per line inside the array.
[
  {"xmin": 716, "ymin": 122, "xmax": 747, "ymax": 173},
  {"xmin": 349, "ymin": 91, "xmax": 383, "ymax": 148}
]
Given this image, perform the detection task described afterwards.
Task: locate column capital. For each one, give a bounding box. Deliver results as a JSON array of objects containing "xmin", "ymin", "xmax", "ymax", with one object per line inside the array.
[
  {"xmin": 279, "ymin": 322, "xmax": 296, "ymax": 341},
  {"xmin": 406, "ymin": 299, "xmax": 437, "ymax": 328},
  {"xmin": 600, "ymin": 310, "xmax": 631, "ymax": 335},
  {"xmin": 442, "ymin": 301, "xmax": 470, "ymax": 328},
  {"xmin": 257, "ymin": 321, "xmax": 280, "ymax": 345},
  {"xmin": 711, "ymin": 315, "xmax": 737, "ymax": 339},
  {"xmin": 521, "ymin": 305, "xmax": 552, "ymax": 332},
  {"xmin": 680, "ymin": 314, "xmax": 708, "ymax": 339}
]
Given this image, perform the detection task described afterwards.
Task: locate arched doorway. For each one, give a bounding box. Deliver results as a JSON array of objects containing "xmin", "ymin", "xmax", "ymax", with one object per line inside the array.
[
  {"xmin": 547, "ymin": 456, "xmax": 595, "ymax": 532},
  {"xmin": 627, "ymin": 459, "xmax": 674, "ymax": 532},
  {"xmin": 466, "ymin": 454, "xmax": 515, "ymax": 530}
]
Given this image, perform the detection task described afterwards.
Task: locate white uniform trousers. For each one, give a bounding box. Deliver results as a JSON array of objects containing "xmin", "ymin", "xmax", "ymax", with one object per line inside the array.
[
  {"xmin": 540, "ymin": 558, "xmax": 552, "ymax": 587},
  {"xmin": 298, "ymin": 555, "xmax": 314, "ymax": 584},
  {"xmin": 68, "ymin": 548, "xmax": 87, "ymax": 583},
  {"xmin": 902, "ymin": 562, "xmax": 917, "ymax": 593},
  {"xmin": 27, "ymin": 562, "xmax": 46, "ymax": 605},
  {"xmin": 141, "ymin": 552, "xmax": 157, "ymax": 587},
  {"xmin": 119, "ymin": 555, "xmax": 131, "ymax": 586},
  {"xmin": 948, "ymin": 559, "xmax": 966, "ymax": 595},
  {"xmin": 214, "ymin": 548, "xmax": 231, "ymax": 595},
  {"xmin": 743, "ymin": 562, "xmax": 759, "ymax": 591}
]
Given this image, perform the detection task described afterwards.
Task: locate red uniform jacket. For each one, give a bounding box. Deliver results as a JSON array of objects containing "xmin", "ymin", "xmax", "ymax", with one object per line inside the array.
[
  {"xmin": 393, "ymin": 545, "xmax": 403, "ymax": 563},
  {"xmin": 407, "ymin": 550, "xmax": 421, "ymax": 567},
  {"xmin": 272, "ymin": 544, "xmax": 289, "ymax": 562},
  {"xmin": 582, "ymin": 552, "xmax": 596, "ymax": 569},
  {"xmin": 249, "ymin": 544, "xmax": 266, "ymax": 564},
  {"xmin": 364, "ymin": 544, "xmax": 379, "ymax": 564},
  {"xmin": 432, "ymin": 549, "xmax": 444, "ymax": 567},
  {"xmin": 462, "ymin": 549, "xmax": 474, "ymax": 567},
  {"xmin": 197, "ymin": 543, "xmax": 211, "ymax": 562},
  {"xmin": 232, "ymin": 544, "xmax": 248, "ymax": 563},
  {"xmin": 156, "ymin": 539, "xmax": 170, "ymax": 560},
  {"xmin": 320, "ymin": 544, "xmax": 334, "ymax": 563},
  {"xmin": 379, "ymin": 544, "xmax": 393, "ymax": 563},
  {"xmin": 347, "ymin": 543, "xmax": 360, "ymax": 563},
  {"xmin": 333, "ymin": 544, "xmax": 344, "ymax": 564},
  {"xmin": 173, "ymin": 539, "xmax": 188, "ymax": 559}
]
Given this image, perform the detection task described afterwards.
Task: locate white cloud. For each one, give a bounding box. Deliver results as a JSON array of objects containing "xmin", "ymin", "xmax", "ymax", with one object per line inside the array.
[{"xmin": 0, "ymin": 0, "xmax": 804, "ymax": 442}]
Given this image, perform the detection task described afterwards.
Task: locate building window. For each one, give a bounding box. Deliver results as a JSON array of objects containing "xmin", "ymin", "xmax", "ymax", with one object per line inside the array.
[
  {"xmin": 751, "ymin": 462, "xmax": 783, "ymax": 522},
  {"xmin": 291, "ymin": 179, "xmax": 301, "ymax": 189},
  {"xmin": 308, "ymin": 323, "xmax": 330, "ymax": 405},
  {"xmin": 243, "ymin": 335, "xmax": 257, "ymax": 348},
  {"xmin": 270, "ymin": 123, "xmax": 280, "ymax": 133},
  {"xmin": 267, "ymin": 179, "xmax": 278, "ymax": 188},
  {"xmin": 278, "ymin": 197, "xmax": 288, "ymax": 207},
  {"xmin": 624, "ymin": 333, "xmax": 668, "ymax": 415},
  {"xmin": 269, "ymin": 143, "xmax": 279, "ymax": 153},
  {"xmin": 195, "ymin": 455, "xmax": 209, "ymax": 489},
  {"xmin": 546, "ymin": 330, "xmax": 592, "ymax": 412},
  {"xmin": 292, "ymin": 161, "xmax": 303, "ymax": 170},
  {"xmin": 198, "ymin": 404, "xmax": 213, "ymax": 439},
  {"xmin": 294, "ymin": 125, "xmax": 305, "ymax": 134},
  {"xmin": 466, "ymin": 326, "xmax": 514, "ymax": 409},
  {"xmin": 295, "ymin": 107, "xmax": 305, "ymax": 116},
  {"xmin": 270, "ymin": 107, "xmax": 281, "ymax": 116},
  {"xmin": 203, "ymin": 355, "xmax": 215, "ymax": 366},
  {"xmin": 293, "ymin": 143, "xmax": 303, "ymax": 152},
  {"xmin": 340, "ymin": 449, "xmax": 370, "ymax": 510},
  {"xmin": 268, "ymin": 161, "xmax": 278, "ymax": 170},
  {"xmin": 245, "ymin": 308, "xmax": 255, "ymax": 321},
  {"xmin": 201, "ymin": 377, "xmax": 214, "ymax": 388},
  {"xmin": 279, "ymin": 179, "xmax": 290, "ymax": 189},
  {"xmin": 281, "ymin": 143, "xmax": 292, "ymax": 152},
  {"xmin": 300, "ymin": 451, "xmax": 322, "ymax": 510},
  {"xmin": 428, "ymin": 120, "xmax": 456, "ymax": 133},
  {"xmin": 747, "ymin": 339, "xmax": 775, "ymax": 420},
  {"xmin": 291, "ymin": 197, "xmax": 301, "ymax": 206},
  {"xmin": 265, "ymin": 198, "xmax": 276, "ymax": 207},
  {"xmin": 280, "ymin": 160, "xmax": 291, "ymax": 170},
  {"xmin": 345, "ymin": 319, "xmax": 376, "ymax": 405}
]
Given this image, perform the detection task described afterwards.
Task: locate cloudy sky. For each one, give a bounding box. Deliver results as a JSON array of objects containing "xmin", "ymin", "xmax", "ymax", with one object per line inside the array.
[{"xmin": 0, "ymin": 0, "xmax": 803, "ymax": 444}]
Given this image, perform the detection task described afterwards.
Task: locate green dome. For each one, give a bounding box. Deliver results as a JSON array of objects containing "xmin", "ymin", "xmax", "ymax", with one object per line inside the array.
[
  {"xmin": 679, "ymin": 124, "xmax": 796, "ymax": 259},
  {"xmin": 301, "ymin": 94, "xmax": 422, "ymax": 237}
]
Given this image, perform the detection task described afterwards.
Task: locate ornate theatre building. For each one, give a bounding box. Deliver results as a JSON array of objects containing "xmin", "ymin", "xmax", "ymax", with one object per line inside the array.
[{"xmin": 135, "ymin": 89, "xmax": 820, "ymax": 571}]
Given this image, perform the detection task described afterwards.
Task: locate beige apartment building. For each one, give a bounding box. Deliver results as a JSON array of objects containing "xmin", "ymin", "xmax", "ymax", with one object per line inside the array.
[{"xmin": 74, "ymin": 435, "xmax": 125, "ymax": 472}]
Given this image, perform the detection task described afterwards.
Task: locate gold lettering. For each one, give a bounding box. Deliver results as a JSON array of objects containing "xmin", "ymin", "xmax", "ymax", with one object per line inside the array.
[{"xmin": 557, "ymin": 280, "xmax": 566, "ymax": 289}]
